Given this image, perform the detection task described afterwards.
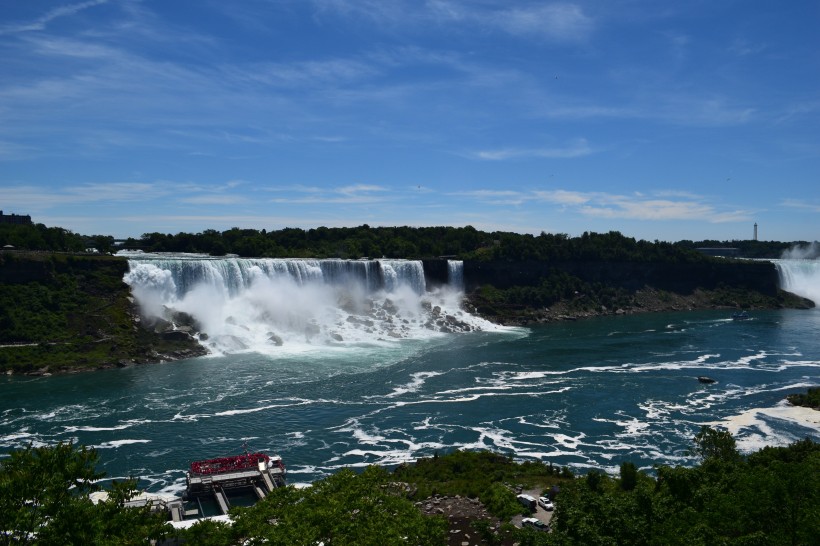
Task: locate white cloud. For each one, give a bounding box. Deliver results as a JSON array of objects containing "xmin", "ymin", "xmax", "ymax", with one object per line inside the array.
[
  {"xmin": 0, "ymin": 140, "xmax": 37, "ymax": 160},
  {"xmin": 336, "ymin": 184, "xmax": 387, "ymax": 195},
  {"xmin": 781, "ymin": 199, "xmax": 820, "ymax": 213},
  {"xmin": 179, "ymin": 195, "xmax": 250, "ymax": 205},
  {"xmin": 495, "ymin": 3, "xmax": 594, "ymax": 41},
  {"xmin": 312, "ymin": 1, "xmax": 594, "ymax": 43},
  {"xmin": 0, "ymin": 183, "xmax": 169, "ymax": 210},
  {"xmin": 454, "ymin": 190, "xmax": 526, "ymax": 205},
  {"xmin": 533, "ymin": 190, "xmax": 590, "ymax": 205},
  {"xmin": 0, "ymin": 180, "xmax": 253, "ymax": 211},
  {"xmin": 473, "ymin": 139, "xmax": 592, "ymax": 160},
  {"xmin": 266, "ymin": 183, "xmax": 393, "ymax": 205},
  {"xmin": 460, "ymin": 187, "xmax": 753, "ymax": 224},
  {"xmin": 580, "ymin": 197, "xmax": 715, "ymax": 221},
  {"xmin": 578, "ymin": 193, "xmax": 753, "ymax": 223},
  {"xmin": 0, "ymin": 0, "xmax": 108, "ymax": 35}
]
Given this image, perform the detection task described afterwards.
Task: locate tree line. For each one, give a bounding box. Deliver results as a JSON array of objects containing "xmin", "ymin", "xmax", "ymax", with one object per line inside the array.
[
  {"xmin": 3, "ymin": 222, "xmax": 813, "ymax": 262},
  {"xmin": 120, "ymin": 227, "xmax": 731, "ymax": 262}
]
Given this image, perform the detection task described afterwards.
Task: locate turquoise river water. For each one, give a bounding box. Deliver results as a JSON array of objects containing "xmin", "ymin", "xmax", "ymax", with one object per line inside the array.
[{"xmin": 1, "ymin": 256, "xmax": 818, "ymax": 496}]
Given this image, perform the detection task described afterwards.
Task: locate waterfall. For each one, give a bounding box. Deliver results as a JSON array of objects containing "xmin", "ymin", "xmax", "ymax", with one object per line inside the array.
[
  {"xmin": 773, "ymin": 259, "xmax": 820, "ymax": 305},
  {"xmin": 447, "ymin": 260, "xmax": 464, "ymax": 291},
  {"xmin": 122, "ymin": 253, "xmax": 499, "ymax": 356}
]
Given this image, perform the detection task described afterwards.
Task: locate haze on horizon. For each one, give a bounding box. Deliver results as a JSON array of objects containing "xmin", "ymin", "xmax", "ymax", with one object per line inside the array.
[{"xmin": 0, "ymin": 1, "xmax": 818, "ymax": 243}]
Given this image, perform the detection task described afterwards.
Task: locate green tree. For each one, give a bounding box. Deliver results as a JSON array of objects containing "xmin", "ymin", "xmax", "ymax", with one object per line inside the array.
[
  {"xmin": 187, "ymin": 466, "xmax": 447, "ymax": 545},
  {"xmin": 693, "ymin": 425, "xmax": 741, "ymax": 463},
  {"xmin": 0, "ymin": 442, "xmax": 168, "ymax": 545},
  {"xmin": 619, "ymin": 461, "xmax": 639, "ymax": 491}
]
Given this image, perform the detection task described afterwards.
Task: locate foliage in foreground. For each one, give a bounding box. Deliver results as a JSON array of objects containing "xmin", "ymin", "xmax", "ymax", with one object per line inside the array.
[
  {"xmin": 542, "ymin": 428, "xmax": 820, "ymax": 546},
  {"xmin": 225, "ymin": 467, "xmax": 447, "ymax": 545},
  {"xmin": 392, "ymin": 450, "xmax": 572, "ymax": 519},
  {"xmin": 0, "ymin": 442, "xmax": 168, "ymax": 545},
  {"xmin": 2, "ymin": 429, "xmax": 818, "ymax": 545}
]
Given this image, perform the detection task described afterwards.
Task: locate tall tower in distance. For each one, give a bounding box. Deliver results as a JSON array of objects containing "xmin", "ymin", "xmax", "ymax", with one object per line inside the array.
[{"xmin": 754, "ymin": 222, "xmax": 758, "ymax": 241}]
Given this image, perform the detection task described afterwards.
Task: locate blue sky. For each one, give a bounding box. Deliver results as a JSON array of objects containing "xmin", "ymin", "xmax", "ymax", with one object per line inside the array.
[{"xmin": 1, "ymin": 1, "xmax": 818, "ymax": 242}]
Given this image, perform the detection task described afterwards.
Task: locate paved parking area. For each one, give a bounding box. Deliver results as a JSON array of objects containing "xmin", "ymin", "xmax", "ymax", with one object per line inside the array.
[{"xmin": 511, "ymin": 489, "xmax": 554, "ymax": 529}]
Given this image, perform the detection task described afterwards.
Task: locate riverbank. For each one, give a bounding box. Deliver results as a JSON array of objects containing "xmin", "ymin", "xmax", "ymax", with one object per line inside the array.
[
  {"xmin": 465, "ymin": 285, "xmax": 814, "ymax": 326},
  {"xmin": 0, "ymin": 252, "xmax": 207, "ymax": 375}
]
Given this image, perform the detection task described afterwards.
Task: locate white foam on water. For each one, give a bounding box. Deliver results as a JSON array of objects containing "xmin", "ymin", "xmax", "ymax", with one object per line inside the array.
[
  {"xmin": 435, "ymin": 385, "xmax": 514, "ymax": 395},
  {"xmin": 706, "ymin": 404, "xmax": 820, "ymax": 453},
  {"xmin": 382, "ymin": 371, "xmax": 443, "ymax": 398},
  {"xmin": 0, "ymin": 430, "xmax": 36, "ymax": 446},
  {"xmin": 515, "ymin": 410, "xmax": 571, "ymax": 431},
  {"xmin": 92, "ymin": 439, "xmax": 152, "ymax": 449},
  {"xmin": 63, "ymin": 424, "xmax": 134, "ymax": 433},
  {"xmin": 212, "ymin": 401, "xmax": 311, "ymax": 417},
  {"xmin": 694, "ymin": 354, "xmax": 721, "ymax": 363},
  {"xmin": 384, "ymin": 386, "xmax": 570, "ymax": 410},
  {"xmin": 552, "ymin": 432, "xmax": 587, "ymax": 450},
  {"xmin": 592, "ymin": 415, "xmax": 651, "ymax": 437},
  {"xmin": 172, "ymin": 397, "xmax": 318, "ymax": 421},
  {"xmin": 31, "ymin": 404, "xmax": 102, "ymax": 423}
]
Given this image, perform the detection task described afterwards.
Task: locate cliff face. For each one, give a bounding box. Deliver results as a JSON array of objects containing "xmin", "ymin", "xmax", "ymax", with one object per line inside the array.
[{"xmin": 459, "ymin": 259, "xmax": 780, "ymax": 295}]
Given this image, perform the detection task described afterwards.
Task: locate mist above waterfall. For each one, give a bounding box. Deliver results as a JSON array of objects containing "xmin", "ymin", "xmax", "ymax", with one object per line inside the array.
[
  {"xmin": 780, "ymin": 242, "xmax": 820, "ymax": 260},
  {"xmin": 123, "ymin": 254, "xmax": 503, "ymax": 356}
]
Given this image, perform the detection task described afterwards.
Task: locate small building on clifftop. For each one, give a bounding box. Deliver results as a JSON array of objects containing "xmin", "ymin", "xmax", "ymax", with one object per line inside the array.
[{"xmin": 0, "ymin": 211, "xmax": 32, "ymax": 225}]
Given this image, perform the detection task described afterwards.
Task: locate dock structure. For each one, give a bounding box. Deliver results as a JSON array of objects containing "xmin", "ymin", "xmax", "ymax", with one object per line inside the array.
[
  {"xmin": 213, "ymin": 486, "xmax": 230, "ymax": 515},
  {"xmin": 185, "ymin": 452, "xmax": 286, "ymax": 514}
]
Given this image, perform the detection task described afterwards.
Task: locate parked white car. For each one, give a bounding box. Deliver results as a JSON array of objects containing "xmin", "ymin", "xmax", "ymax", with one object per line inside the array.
[
  {"xmin": 538, "ymin": 496, "xmax": 554, "ymax": 511},
  {"xmin": 522, "ymin": 517, "xmax": 549, "ymax": 531}
]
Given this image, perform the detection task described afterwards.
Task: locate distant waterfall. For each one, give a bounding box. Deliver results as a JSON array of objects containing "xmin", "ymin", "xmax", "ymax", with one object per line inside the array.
[
  {"xmin": 448, "ymin": 260, "xmax": 464, "ymax": 290},
  {"xmin": 774, "ymin": 259, "xmax": 820, "ymax": 305},
  {"xmin": 122, "ymin": 253, "xmax": 501, "ymax": 356}
]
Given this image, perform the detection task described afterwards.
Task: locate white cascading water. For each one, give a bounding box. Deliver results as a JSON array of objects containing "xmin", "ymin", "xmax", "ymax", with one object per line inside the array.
[
  {"xmin": 122, "ymin": 253, "xmax": 501, "ymax": 356},
  {"xmin": 448, "ymin": 260, "xmax": 464, "ymax": 291},
  {"xmin": 774, "ymin": 259, "xmax": 820, "ymax": 306}
]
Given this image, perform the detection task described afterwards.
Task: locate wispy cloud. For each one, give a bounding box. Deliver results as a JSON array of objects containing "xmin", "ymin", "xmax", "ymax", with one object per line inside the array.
[
  {"xmin": 728, "ymin": 38, "xmax": 767, "ymax": 57},
  {"xmin": 781, "ymin": 199, "xmax": 820, "ymax": 213},
  {"xmin": 179, "ymin": 195, "xmax": 250, "ymax": 205},
  {"xmin": 0, "ymin": 140, "xmax": 37, "ymax": 160},
  {"xmin": 313, "ymin": 1, "xmax": 595, "ymax": 43},
  {"xmin": 0, "ymin": 183, "xmax": 168, "ymax": 210},
  {"xmin": 0, "ymin": 180, "xmax": 246, "ymax": 210},
  {"xmin": 472, "ymin": 139, "xmax": 592, "ymax": 160},
  {"xmin": 494, "ymin": 3, "xmax": 594, "ymax": 41},
  {"xmin": 459, "ymin": 188, "xmax": 753, "ymax": 224},
  {"xmin": 559, "ymin": 191, "xmax": 753, "ymax": 223},
  {"xmin": 268, "ymin": 183, "xmax": 392, "ymax": 205},
  {"xmin": 533, "ymin": 190, "xmax": 591, "ymax": 205},
  {"xmin": 454, "ymin": 190, "xmax": 526, "ymax": 205},
  {"xmin": 0, "ymin": 0, "xmax": 108, "ymax": 35},
  {"xmin": 337, "ymin": 184, "xmax": 387, "ymax": 195}
]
